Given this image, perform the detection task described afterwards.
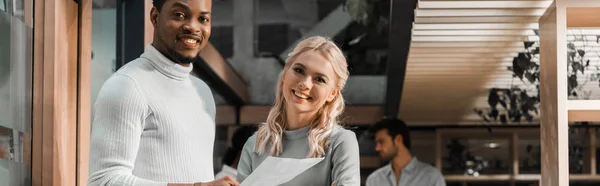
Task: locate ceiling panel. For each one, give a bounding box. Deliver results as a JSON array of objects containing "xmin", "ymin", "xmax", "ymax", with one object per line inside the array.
[{"xmin": 399, "ymin": 0, "xmax": 554, "ymax": 126}]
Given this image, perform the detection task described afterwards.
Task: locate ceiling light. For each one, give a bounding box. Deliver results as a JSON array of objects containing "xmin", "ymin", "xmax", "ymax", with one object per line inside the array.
[{"xmin": 483, "ymin": 142, "xmax": 500, "ymax": 149}]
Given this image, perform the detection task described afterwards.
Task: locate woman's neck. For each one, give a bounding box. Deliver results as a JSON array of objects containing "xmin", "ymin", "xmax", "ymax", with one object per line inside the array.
[{"xmin": 285, "ymin": 108, "xmax": 318, "ymax": 130}]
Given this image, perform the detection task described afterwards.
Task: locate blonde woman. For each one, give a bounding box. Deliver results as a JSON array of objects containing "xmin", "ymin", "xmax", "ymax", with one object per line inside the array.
[{"xmin": 237, "ymin": 36, "xmax": 360, "ymax": 186}]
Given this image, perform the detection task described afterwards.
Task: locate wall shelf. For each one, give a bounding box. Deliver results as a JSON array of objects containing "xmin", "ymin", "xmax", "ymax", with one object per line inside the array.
[{"xmin": 437, "ymin": 128, "xmax": 600, "ymax": 182}]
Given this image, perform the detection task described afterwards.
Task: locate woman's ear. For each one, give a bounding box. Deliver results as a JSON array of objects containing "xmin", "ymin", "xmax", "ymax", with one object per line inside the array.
[{"xmin": 327, "ymin": 89, "xmax": 339, "ymax": 102}]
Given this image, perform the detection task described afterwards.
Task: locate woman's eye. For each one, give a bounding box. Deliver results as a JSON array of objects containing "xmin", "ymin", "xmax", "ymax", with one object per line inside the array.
[
  {"xmin": 294, "ymin": 67, "xmax": 303, "ymax": 73},
  {"xmin": 316, "ymin": 77, "xmax": 326, "ymax": 83}
]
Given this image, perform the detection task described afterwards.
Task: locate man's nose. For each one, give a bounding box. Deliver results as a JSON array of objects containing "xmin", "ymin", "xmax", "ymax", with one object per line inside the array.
[{"xmin": 182, "ymin": 19, "xmax": 202, "ymax": 34}]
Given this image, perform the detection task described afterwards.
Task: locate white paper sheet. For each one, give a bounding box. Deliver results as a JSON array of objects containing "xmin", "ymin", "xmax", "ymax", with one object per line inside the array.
[{"xmin": 240, "ymin": 156, "xmax": 325, "ymax": 186}]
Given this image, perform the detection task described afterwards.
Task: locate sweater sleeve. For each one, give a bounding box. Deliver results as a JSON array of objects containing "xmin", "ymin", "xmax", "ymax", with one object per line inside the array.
[
  {"xmin": 191, "ymin": 77, "xmax": 216, "ymax": 121},
  {"xmin": 330, "ymin": 130, "xmax": 361, "ymax": 186},
  {"xmin": 236, "ymin": 135, "xmax": 256, "ymax": 183},
  {"xmin": 88, "ymin": 74, "xmax": 166, "ymax": 186}
]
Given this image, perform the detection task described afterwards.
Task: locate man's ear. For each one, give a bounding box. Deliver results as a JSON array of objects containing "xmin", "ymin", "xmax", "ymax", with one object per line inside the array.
[
  {"xmin": 393, "ymin": 134, "xmax": 404, "ymax": 148},
  {"xmin": 150, "ymin": 7, "xmax": 159, "ymax": 27}
]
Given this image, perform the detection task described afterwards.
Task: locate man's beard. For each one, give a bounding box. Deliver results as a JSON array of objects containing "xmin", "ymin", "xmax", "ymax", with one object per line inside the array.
[
  {"xmin": 380, "ymin": 148, "xmax": 398, "ymax": 162},
  {"xmin": 164, "ymin": 46, "xmax": 201, "ymax": 64}
]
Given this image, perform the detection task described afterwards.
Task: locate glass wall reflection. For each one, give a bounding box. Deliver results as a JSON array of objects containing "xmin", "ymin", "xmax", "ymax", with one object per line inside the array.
[{"xmin": 0, "ymin": 0, "xmax": 33, "ymax": 185}]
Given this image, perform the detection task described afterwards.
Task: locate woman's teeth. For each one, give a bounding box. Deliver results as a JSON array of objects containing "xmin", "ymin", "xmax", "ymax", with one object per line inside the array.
[{"xmin": 294, "ymin": 90, "xmax": 308, "ymax": 99}]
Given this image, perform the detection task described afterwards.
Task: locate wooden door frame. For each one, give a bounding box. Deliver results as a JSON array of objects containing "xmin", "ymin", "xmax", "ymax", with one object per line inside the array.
[{"xmin": 32, "ymin": 0, "xmax": 91, "ymax": 185}]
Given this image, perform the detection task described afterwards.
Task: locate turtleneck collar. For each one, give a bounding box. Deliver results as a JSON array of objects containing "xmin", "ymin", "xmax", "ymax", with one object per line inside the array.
[
  {"xmin": 140, "ymin": 44, "xmax": 194, "ymax": 81},
  {"xmin": 283, "ymin": 125, "xmax": 311, "ymax": 140}
]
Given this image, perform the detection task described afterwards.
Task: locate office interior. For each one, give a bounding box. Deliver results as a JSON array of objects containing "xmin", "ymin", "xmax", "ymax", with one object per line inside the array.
[{"xmin": 1, "ymin": 0, "xmax": 600, "ymax": 185}]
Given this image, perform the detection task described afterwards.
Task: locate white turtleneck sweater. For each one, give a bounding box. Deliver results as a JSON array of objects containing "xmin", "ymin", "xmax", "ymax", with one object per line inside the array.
[{"xmin": 88, "ymin": 45, "xmax": 216, "ymax": 186}]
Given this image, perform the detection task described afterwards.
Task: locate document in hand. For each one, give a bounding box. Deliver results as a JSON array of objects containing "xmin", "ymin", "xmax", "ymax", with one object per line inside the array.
[{"xmin": 240, "ymin": 156, "xmax": 325, "ymax": 186}]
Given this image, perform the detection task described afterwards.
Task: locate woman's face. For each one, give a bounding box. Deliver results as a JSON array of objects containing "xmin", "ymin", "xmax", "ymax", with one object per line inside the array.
[{"xmin": 282, "ymin": 50, "xmax": 339, "ymax": 115}]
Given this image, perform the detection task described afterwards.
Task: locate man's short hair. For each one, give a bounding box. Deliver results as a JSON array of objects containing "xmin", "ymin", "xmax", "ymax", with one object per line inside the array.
[
  {"xmin": 368, "ymin": 118, "xmax": 411, "ymax": 150},
  {"xmin": 153, "ymin": 0, "xmax": 167, "ymax": 11}
]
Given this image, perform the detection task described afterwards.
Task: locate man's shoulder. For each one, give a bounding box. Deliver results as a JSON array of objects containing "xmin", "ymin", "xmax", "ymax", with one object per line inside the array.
[
  {"xmin": 414, "ymin": 160, "xmax": 444, "ymax": 177},
  {"xmin": 190, "ymin": 76, "xmax": 211, "ymax": 90},
  {"xmin": 367, "ymin": 164, "xmax": 391, "ymax": 181},
  {"xmin": 112, "ymin": 58, "xmax": 153, "ymax": 79}
]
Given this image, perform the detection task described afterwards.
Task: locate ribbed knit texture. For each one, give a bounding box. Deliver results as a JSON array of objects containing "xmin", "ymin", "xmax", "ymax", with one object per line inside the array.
[
  {"xmin": 88, "ymin": 44, "xmax": 216, "ymax": 186},
  {"xmin": 237, "ymin": 126, "xmax": 361, "ymax": 186}
]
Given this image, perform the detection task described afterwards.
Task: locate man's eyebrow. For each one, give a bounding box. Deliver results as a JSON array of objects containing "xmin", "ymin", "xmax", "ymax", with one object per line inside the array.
[{"xmin": 171, "ymin": 2, "xmax": 190, "ymax": 11}]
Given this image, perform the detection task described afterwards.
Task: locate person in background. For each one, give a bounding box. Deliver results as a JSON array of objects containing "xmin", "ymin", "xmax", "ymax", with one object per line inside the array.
[
  {"xmin": 366, "ymin": 118, "xmax": 445, "ymax": 186},
  {"xmin": 236, "ymin": 36, "xmax": 361, "ymax": 186},
  {"xmin": 88, "ymin": 0, "xmax": 237, "ymax": 185},
  {"xmin": 215, "ymin": 126, "xmax": 257, "ymax": 181}
]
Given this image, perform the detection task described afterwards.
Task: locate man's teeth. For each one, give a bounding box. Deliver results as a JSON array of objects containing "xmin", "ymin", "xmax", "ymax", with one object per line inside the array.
[
  {"xmin": 183, "ymin": 39, "xmax": 198, "ymax": 44},
  {"xmin": 294, "ymin": 91, "xmax": 308, "ymax": 99}
]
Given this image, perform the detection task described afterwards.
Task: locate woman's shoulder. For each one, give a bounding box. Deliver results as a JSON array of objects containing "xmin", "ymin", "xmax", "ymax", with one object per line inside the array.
[
  {"xmin": 330, "ymin": 126, "xmax": 358, "ymax": 144},
  {"xmin": 244, "ymin": 132, "xmax": 258, "ymax": 147}
]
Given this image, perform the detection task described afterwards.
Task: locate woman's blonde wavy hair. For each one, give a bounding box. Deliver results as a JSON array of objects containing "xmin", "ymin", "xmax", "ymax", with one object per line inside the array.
[{"xmin": 253, "ymin": 36, "xmax": 349, "ymax": 158}]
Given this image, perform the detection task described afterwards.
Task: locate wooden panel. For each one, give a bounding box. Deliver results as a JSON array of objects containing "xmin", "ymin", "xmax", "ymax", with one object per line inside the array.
[
  {"xmin": 36, "ymin": 0, "xmax": 80, "ymax": 185},
  {"xmin": 403, "ymin": 74, "xmax": 508, "ymax": 77},
  {"xmin": 32, "ymin": 0, "xmax": 45, "ymax": 185},
  {"xmin": 568, "ymin": 110, "xmax": 600, "ymax": 122},
  {"xmin": 413, "ymin": 23, "xmax": 538, "ymax": 30},
  {"xmin": 340, "ymin": 106, "xmax": 383, "ymax": 125},
  {"xmin": 569, "ymin": 175, "xmax": 600, "ymax": 180},
  {"xmin": 438, "ymin": 128, "xmax": 519, "ymax": 136},
  {"xmin": 409, "ymin": 53, "xmax": 518, "ymax": 57},
  {"xmin": 239, "ymin": 106, "xmax": 384, "ymax": 125},
  {"xmin": 512, "ymin": 133, "xmax": 519, "ymax": 175},
  {"xmin": 444, "ymin": 174, "xmax": 540, "ymax": 181},
  {"xmin": 412, "ymin": 36, "xmax": 536, "ymax": 42},
  {"xmin": 418, "ymin": 1, "xmax": 552, "ymax": 9},
  {"xmin": 24, "ymin": 0, "xmax": 33, "ymax": 27},
  {"xmin": 415, "ymin": 16, "xmax": 541, "ymax": 23},
  {"xmin": 407, "ymin": 57, "xmax": 512, "ymax": 62},
  {"xmin": 410, "ymin": 47, "xmax": 525, "ymax": 53},
  {"xmin": 436, "ymin": 131, "xmax": 442, "ymax": 171},
  {"xmin": 239, "ymin": 106, "xmax": 271, "ymax": 125},
  {"xmin": 416, "ymin": 9, "xmax": 546, "ymax": 17},
  {"xmin": 77, "ymin": 0, "xmax": 92, "ymax": 185},
  {"xmin": 566, "ymin": 8, "xmax": 600, "ymax": 28},
  {"xmin": 591, "ymin": 130, "xmax": 597, "ymax": 175},
  {"xmin": 413, "ymin": 30, "xmax": 537, "ymax": 36},
  {"xmin": 42, "ymin": 1, "xmax": 56, "ymax": 184},
  {"xmin": 557, "ymin": 0, "xmax": 600, "ymax": 8},
  {"xmin": 144, "ymin": 0, "xmax": 153, "ymax": 45},
  {"xmin": 55, "ymin": 0, "xmax": 79, "ymax": 185},
  {"xmin": 539, "ymin": 4, "xmax": 569, "ymax": 186},
  {"xmin": 199, "ymin": 42, "xmax": 249, "ymax": 103},
  {"xmin": 216, "ymin": 106, "xmax": 237, "ymax": 125},
  {"xmin": 411, "ymin": 41, "xmax": 524, "ymax": 48},
  {"xmin": 444, "ymin": 174, "xmax": 600, "ymax": 181},
  {"xmin": 568, "ymin": 100, "xmax": 600, "ymax": 110},
  {"xmin": 360, "ymin": 156, "xmax": 381, "ymax": 169},
  {"xmin": 406, "ymin": 61, "xmax": 513, "ymax": 66}
]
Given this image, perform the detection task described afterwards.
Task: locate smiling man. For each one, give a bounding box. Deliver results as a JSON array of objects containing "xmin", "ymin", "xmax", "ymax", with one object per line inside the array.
[{"xmin": 88, "ymin": 0, "xmax": 238, "ymax": 186}]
